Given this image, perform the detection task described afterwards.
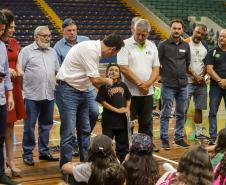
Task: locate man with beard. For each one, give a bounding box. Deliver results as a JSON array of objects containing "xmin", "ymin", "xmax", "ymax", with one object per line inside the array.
[
  {"xmin": 158, "ymin": 19, "xmax": 191, "ymax": 150},
  {"xmin": 206, "ymin": 29, "xmax": 226, "ymax": 145},
  {"xmin": 184, "ymin": 24, "xmax": 208, "ymax": 140},
  {"xmin": 18, "ymin": 26, "xmax": 59, "ymax": 166},
  {"xmin": 54, "ymin": 19, "xmax": 99, "ymax": 156}
]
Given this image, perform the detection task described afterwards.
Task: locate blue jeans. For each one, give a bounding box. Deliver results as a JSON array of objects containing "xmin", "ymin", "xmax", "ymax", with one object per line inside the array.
[
  {"xmin": 87, "ymin": 88, "xmax": 99, "ymax": 131},
  {"xmin": 0, "ymin": 104, "xmax": 6, "ymax": 176},
  {"xmin": 55, "ymin": 83, "xmax": 90, "ymax": 167},
  {"xmin": 209, "ymin": 85, "xmax": 226, "ymax": 139},
  {"xmin": 71, "ymin": 88, "xmax": 98, "ymax": 149},
  {"xmin": 22, "ymin": 99, "xmax": 54, "ymax": 158},
  {"xmin": 160, "ymin": 84, "xmax": 188, "ymax": 142}
]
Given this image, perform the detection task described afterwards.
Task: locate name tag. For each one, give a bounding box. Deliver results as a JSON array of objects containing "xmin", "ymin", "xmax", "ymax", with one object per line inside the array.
[{"xmin": 179, "ymin": 49, "xmax": 186, "ymax": 53}]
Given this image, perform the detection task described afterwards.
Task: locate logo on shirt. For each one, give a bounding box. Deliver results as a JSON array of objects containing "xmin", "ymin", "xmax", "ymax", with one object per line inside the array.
[
  {"xmin": 146, "ymin": 51, "xmax": 152, "ymax": 55},
  {"xmin": 214, "ymin": 53, "xmax": 221, "ymax": 59},
  {"xmin": 108, "ymin": 87, "xmax": 124, "ymax": 98}
]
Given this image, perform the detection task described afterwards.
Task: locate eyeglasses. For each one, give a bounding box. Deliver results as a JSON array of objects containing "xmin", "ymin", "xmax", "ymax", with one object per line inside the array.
[{"xmin": 38, "ymin": 34, "xmax": 52, "ymax": 39}]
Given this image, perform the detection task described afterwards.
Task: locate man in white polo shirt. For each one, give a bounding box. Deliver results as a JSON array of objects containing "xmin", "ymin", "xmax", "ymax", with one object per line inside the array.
[
  {"xmin": 55, "ymin": 33, "xmax": 124, "ymax": 169},
  {"xmin": 117, "ymin": 19, "xmax": 160, "ymax": 152}
]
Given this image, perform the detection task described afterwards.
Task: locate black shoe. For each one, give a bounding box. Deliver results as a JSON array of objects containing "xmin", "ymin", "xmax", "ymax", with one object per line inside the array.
[
  {"xmin": 208, "ymin": 138, "xmax": 216, "ymax": 145},
  {"xmin": 23, "ymin": 157, "xmax": 34, "ymax": 166},
  {"xmin": 152, "ymin": 143, "xmax": 159, "ymax": 152},
  {"xmin": 174, "ymin": 140, "xmax": 189, "ymax": 148},
  {"xmin": 161, "ymin": 140, "xmax": 170, "ymax": 150},
  {"xmin": 39, "ymin": 154, "xmax": 59, "ymax": 161},
  {"xmin": 73, "ymin": 146, "xmax": 79, "ymax": 157},
  {"xmin": 0, "ymin": 174, "xmax": 21, "ymax": 185}
]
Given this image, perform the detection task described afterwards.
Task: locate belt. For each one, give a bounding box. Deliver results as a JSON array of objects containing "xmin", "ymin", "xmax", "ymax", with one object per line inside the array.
[
  {"xmin": 56, "ymin": 80, "xmax": 74, "ymax": 88},
  {"xmin": 56, "ymin": 80, "xmax": 82, "ymax": 92}
]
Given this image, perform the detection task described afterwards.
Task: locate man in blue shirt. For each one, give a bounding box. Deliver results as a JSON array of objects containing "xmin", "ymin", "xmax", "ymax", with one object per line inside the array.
[
  {"xmin": 54, "ymin": 18, "xmax": 99, "ymax": 156},
  {"xmin": 0, "ymin": 11, "xmax": 20, "ymax": 185}
]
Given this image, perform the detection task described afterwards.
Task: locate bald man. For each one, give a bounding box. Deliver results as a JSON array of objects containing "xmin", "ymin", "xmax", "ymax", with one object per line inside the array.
[{"xmin": 206, "ymin": 29, "xmax": 226, "ymax": 145}]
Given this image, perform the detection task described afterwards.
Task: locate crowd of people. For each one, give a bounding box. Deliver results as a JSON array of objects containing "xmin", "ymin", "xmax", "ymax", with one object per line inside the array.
[{"xmin": 0, "ymin": 6, "xmax": 226, "ymax": 185}]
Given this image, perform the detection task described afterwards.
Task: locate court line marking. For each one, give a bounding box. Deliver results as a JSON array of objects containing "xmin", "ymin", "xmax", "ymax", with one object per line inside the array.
[{"xmin": 153, "ymin": 154, "xmax": 178, "ymax": 165}]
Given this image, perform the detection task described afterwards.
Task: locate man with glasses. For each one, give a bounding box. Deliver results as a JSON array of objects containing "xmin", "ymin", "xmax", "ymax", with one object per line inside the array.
[{"xmin": 18, "ymin": 26, "xmax": 59, "ymax": 166}]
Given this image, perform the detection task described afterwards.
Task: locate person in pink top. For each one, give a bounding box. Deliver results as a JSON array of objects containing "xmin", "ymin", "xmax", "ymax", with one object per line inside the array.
[{"xmin": 214, "ymin": 152, "xmax": 226, "ymax": 185}]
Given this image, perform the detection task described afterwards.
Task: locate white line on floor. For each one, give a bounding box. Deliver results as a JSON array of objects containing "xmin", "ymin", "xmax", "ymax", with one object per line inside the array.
[{"xmin": 153, "ymin": 154, "xmax": 178, "ymax": 165}]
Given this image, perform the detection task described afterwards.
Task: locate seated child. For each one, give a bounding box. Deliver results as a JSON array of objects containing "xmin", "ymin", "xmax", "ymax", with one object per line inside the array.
[
  {"xmin": 214, "ymin": 152, "xmax": 226, "ymax": 185},
  {"xmin": 207, "ymin": 128, "xmax": 226, "ymax": 168},
  {"xmin": 156, "ymin": 145, "xmax": 213, "ymax": 185},
  {"xmin": 62, "ymin": 135, "xmax": 124, "ymax": 185},
  {"xmin": 123, "ymin": 133, "xmax": 159, "ymax": 185}
]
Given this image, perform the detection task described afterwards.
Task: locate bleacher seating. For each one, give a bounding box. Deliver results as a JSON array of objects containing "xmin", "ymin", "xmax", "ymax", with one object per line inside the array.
[
  {"xmin": 45, "ymin": 0, "xmax": 161, "ymax": 43},
  {"xmin": 139, "ymin": 0, "xmax": 226, "ymax": 35},
  {"xmin": 0, "ymin": 0, "xmax": 61, "ymax": 47}
]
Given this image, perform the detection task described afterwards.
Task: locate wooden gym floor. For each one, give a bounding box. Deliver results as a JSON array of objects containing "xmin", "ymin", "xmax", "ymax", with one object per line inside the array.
[{"xmin": 11, "ymin": 117, "xmax": 199, "ymax": 185}]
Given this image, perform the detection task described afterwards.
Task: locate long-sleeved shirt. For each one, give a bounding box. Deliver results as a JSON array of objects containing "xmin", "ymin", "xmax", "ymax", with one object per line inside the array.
[
  {"xmin": 18, "ymin": 42, "xmax": 59, "ymax": 101},
  {"xmin": 0, "ymin": 41, "xmax": 13, "ymax": 105}
]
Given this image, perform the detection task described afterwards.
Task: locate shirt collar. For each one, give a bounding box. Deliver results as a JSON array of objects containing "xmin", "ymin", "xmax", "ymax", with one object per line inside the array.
[
  {"xmin": 63, "ymin": 37, "xmax": 76, "ymax": 47},
  {"xmin": 33, "ymin": 41, "xmax": 50, "ymax": 50},
  {"xmin": 130, "ymin": 36, "xmax": 147, "ymax": 49},
  {"xmin": 168, "ymin": 37, "xmax": 183, "ymax": 45}
]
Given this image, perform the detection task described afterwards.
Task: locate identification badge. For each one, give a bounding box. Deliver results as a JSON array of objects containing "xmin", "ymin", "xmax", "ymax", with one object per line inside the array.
[{"xmin": 179, "ymin": 49, "xmax": 186, "ymax": 53}]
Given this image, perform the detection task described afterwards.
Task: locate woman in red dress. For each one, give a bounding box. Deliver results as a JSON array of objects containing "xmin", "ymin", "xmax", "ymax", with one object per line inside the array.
[{"xmin": 1, "ymin": 9, "xmax": 26, "ymax": 177}]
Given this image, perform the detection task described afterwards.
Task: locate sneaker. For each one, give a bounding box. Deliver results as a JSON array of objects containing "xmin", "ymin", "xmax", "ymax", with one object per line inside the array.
[
  {"xmin": 0, "ymin": 174, "xmax": 21, "ymax": 185},
  {"xmin": 208, "ymin": 138, "xmax": 216, "ymax": 145},
  {"xmin": 152, "ymin": 143, "xmax": 159, "ymax": 152},
  {"xmin": 195, "ymin": 134, "xmax": 210, "ymax": 142},
  {"xmin": 174, "ymin": 140, "xmax": 189, "ymax": 148},
  {"xmin": 161, "ymin": 140, "xmax": 170, "ymax": 150}
]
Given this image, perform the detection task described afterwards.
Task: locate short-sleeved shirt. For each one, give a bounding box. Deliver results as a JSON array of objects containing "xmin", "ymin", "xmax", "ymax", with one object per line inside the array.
[
  {"xmin": 205, "ymin": 46, "xmax": 226, "ymax": 86},
  {"xmin": 72, "ymin": 162, "xmax": 92, "ymax": 183},
  {"xmin": 158, "ymin": 38, "xmax": 191, "ymax": 88},
  {"xmin": 117, "ymin": 36, "xmax": 160, "ymax": 96},
  {"xmin": 18, "ymin": 42, "xmax": 59, "ymax": 101},
  {"xmin": 54, "ymin": 35, "xmax": 90, "ymax": 66},
  {"xmin": 56, "ymin": 40, "xmax": 101, "ymax": 91},
  {"xmin": 0, "ymin": 41, "xmax": 13, "ymax": 105},
  {"xmin": 96, "ymin": 81, "xmax": 131, "ymax": 129},
  {"xmin": 184, "ymin": 37, "xmax": 208, "ymax": 83}
]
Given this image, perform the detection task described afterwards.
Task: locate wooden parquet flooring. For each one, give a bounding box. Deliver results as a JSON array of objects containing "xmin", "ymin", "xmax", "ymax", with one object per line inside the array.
[{"xmin": 11, "ymin": 118, "xmax": 199, "ymax": 185}]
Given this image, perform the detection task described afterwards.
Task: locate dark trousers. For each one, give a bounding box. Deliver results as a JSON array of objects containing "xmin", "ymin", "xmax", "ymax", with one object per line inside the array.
[
  {"xmin": 102, "ymin": 127, "xmax": 129, "ymax": 163},
  {"xmin": 0, "ymin": 104, "xmax": 6, "ymax": 176},
  {"xmin": 130, "ymin": 95, "xmax": 153, "ymax": 138}
]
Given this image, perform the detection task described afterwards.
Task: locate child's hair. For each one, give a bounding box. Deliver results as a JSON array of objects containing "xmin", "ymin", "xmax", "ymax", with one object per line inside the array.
[
  {"xmin": 106, "ymin": 63, "xmax": 121, "ymax": 79},
  {"xmin": 214, "ymin": 152, "xmax": 226, "ymax": 185},
  {"xmin": 103, "ymin": 162, "xmax": 126, "ymax": 185},
  {"xmin": 87, "ymin": 135, "xmax": 118, "ymax": 185},
  {"xmin": 215, "ymin": 128, "xmax": 226, "ymax": 154},
  {"xmin": 175, "ymin": 145, "xmax": 213, "ymax": 185},
  {"xmin": 123, "ymin": 133, "xmax": 159, "ymax": 185}
]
